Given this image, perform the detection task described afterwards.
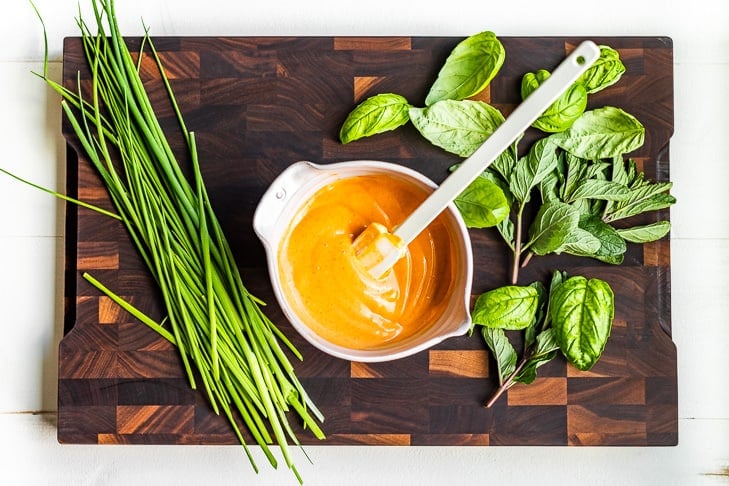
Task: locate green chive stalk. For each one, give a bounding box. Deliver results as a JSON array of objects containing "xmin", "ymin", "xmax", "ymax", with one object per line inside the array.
[{"xmin": 31, "ymin": 0, "xmax": 324, "ymax": 481}]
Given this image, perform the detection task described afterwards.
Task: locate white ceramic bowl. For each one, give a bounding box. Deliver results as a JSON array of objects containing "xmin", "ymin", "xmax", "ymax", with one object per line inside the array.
[{"xmin": 253, "ymin": 160, "xmax": 473, "ymax": 362}]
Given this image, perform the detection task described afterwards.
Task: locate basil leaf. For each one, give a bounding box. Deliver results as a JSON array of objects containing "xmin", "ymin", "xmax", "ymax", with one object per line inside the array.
[
  {"xmin": 552, "ymin": 107, "xmax": 645, "ymax": 158},
  {"xmin": 550, "ymin": 276, "xmax": 614, "ymax": 371},
  {"xmin": 454, "ymin": 177, "xmax": 510, "ymax": 228},
  {"xmin": 409, "ymin": 100, "xmax": 504, "ymax": 157},
  {"xmin": 522, "ymin": 70, "xmax": 587, "ymax": 133},
  {"xmin": 481, "ymin": 169, "xmax": 514, "ymax": 207},
  {"xmin": 520, "ymin": 69, "xmax": 547, "ymax": 100},
  {"xmin": 449, "ymin": 163, "xmax": 514, "ymax": 208},
  {"xmin": 339, "ymin": 93, "xmax": 410, "ymax": 143},
  {"xmin": 472, "ymin": 285, "xmax": 539, "ymax": 330},
  {"xmin": 482, "ymin": 327, "xmax": 517, "ymax": 386},
  {"xmin": 576, "ymin": 45, "xmax": 626, "ymax": 94},
  {"xmin": 425, "ymin": 31, "xmax": 505, "ymax": 106},
  {"xmin": 510, "ymin": 137, "xmax": 560, "ymax": 203},
  {"xmin": 566, "ymin": 179, "xmax": 631, "ymax": 203},
  {"xmin": 526, "ymin": 201, "xmax": 580, "ymax": 256},
  {"xmin": 514, "ymin": 328, "xmax": 560, "ymax": 385},
  {"xmin": 617, "ymin": 220, "xmax": 671, "ymax": 243}
]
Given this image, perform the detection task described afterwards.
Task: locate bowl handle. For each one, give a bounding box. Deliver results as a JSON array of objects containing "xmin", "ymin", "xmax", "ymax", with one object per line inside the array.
[{"xmin": 252, "ymin": 161, "xmax": 323, "ymax": 245}]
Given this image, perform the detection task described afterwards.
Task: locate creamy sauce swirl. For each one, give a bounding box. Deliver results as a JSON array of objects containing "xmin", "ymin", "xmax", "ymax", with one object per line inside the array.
[{"xmin": 277, "ymin": 174, "xmax": 456, "ymax": 350}]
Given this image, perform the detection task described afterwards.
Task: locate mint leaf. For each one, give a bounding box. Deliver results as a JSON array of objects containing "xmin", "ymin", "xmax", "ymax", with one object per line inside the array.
[
  {"xmin": 617, "ymin": 220, "xmax": 671, "ymax": 243},
  {"xmin": 482, "ymin": 327, "xmax": 517, "ymax": 386},
  {"xmin": 514, "ymin": 328, "xmax": 560, "ymax": 385},
  {"xmin": 509, "ymin": 137, "xmax": 560, "ymax": 203},
  {"xmin": 566, "ymin": 179, "xmax": 630, "ymax": 203},
  {"xmin": 526, "ymin": 201, "xmax": 580, "ymax": 256},
  {"xmin": 565, "ymin": 214, "xmax": 626, "ymax": 264}
]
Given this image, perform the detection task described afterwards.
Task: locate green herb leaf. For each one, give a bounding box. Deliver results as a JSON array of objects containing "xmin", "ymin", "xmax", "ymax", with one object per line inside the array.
[
  {"xmin": 564, "ymin": 214, "xmax": 626, "ymax": 264},
  {"xmin": 454, "ymin": 177, "xmax": 510, "ymax": 228},
  {"xmin": 560, "ymin": 152, "xmax": 587, "ymax": 202},
  {"xmin": 550, "ymin": 276, "xmax": 614, "ymax": 371},
  {"xmin": 409, "ymin": 99, "xmax": 504, "ymax": 156},
  {"xmin": 514, "ymin": 328, "xmax": 560, "ymax": 384},
  {"xmin": 339, "ymin": 93, "xmax": 411, "ymax": 143},
  {"xmin": 538, "ymin": 169, "xmax": 562, "ymax": 204},
  {"xmin": 617, "ymin": 220, "xmax": 671, "ymax": 243},
  {"xmin": 472, "ymin": 285, "xmax": 540, "ymax": 330},
  {"xmin": 526, "ymin": 201, "xmax": 581, "ymax": 255},
  {"xmin": 522, "ymin": 70, "xmax": 587, "ymax": 133},
  {"xmin": 481, "ymin": 169, "xmax": 514, "ymax": 207},
  {"xmin": 552, "ymin": 106, "xmax": 645, "ymax": 159},
  {"xmin": 489, "ymin": 135, "xmax": 522, "ymax": 183},
  {"xmin": 510, "ymin": 137, "xmax": 560, "ymax": 203},
  {"xmin": 606, "ymin": 183, "xmax": 676, "ymax": 222},
  {"xmin": 482, "ymin": 327, "xmax": 517, "ymax": 386},
  {"xmin": 549, "ymin": 270, "xmax": 568, "ymax": 294},
  {"xmin": 497, "ymin": 216, "xmax": 516, "ymax": 248},
  {"xmin": 425, "ymin": 31, "xmax": 505, "ymax": 105},
  {"xmin": 524, "ymin": 281, "xmax": 548, "ymax": 348},
  {"xmin": 566, "ymin": 178, "xmax": 631, "ymax": 203},
  {"xmin": 610, "ymin": 155, "xmax": 631, "ymax": 186},
  {"xmin": 576, "ymin": 45, "xmax": 626, "ymax": 94},
  {"xmin": 449, "ymin": 159, "xmax": 516, "ymax": 208},
  {"xmin": 560, "ymin": 226, "xmax": 602, "ymax": 255}
]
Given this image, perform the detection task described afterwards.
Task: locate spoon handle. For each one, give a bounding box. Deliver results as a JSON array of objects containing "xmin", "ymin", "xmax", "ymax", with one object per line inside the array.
[{"xmin": 393, "ymin": 40, "xmax": 601, "ymax": 245}]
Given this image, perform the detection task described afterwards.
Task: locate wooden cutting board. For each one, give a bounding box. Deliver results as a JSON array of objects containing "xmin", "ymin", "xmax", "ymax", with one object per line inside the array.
[{"xmin": 58, "ymin": 35, "xmax": 677, "ymax": 446}]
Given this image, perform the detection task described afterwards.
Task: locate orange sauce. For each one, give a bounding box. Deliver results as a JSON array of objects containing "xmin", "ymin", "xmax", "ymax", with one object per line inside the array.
[{"xmin": 277, "ymin": 173, "xmax": 457, "ymax": 350}]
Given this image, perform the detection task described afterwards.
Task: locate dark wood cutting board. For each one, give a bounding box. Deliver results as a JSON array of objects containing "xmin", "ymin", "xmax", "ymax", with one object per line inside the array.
[{"xmin": 58, "ymin": 36, "xmax": 676, "ymax": 446}]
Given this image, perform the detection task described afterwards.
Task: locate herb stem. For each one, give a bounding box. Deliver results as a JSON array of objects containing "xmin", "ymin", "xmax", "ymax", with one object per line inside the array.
[
  {"xmin": 511, "ymin": 203, "xmax": 526, "ymax": 284},
  {"xmin": 520, "ymin": 251, "xmax": 534, "ymax": 269},
  {"xmin": 484, "ymin": 356, "xmax": 528, "ymax": 408}
]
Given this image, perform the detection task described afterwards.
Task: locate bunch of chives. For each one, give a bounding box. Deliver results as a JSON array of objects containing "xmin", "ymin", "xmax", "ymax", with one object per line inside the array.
[{"xmin": 32, "ymin": 0, "xmax": 324, "ymax": 481}]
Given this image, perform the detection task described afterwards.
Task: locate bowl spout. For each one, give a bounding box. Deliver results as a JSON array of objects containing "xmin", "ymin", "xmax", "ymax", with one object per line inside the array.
[{"xmin": 253, "ymin": 161, "xmax": 324, "ymax": 246}]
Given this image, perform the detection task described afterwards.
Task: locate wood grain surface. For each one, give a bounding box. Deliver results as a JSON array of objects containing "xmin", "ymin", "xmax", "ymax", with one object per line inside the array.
[{"xmin": 58, "ymin": 36, "xmax": 676, "ymax": 446}]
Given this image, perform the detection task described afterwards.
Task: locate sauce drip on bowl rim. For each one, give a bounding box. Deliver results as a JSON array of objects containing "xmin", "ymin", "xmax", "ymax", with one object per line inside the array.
[{"xmin": 277, "ymin": 173, "xmax": 458, "ymax": 350}]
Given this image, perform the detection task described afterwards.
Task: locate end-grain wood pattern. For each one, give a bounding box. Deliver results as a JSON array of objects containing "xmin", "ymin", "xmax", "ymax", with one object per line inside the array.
[{"xmin": 58, "ymin": 36, "xmax": 677, "ymax": 447}]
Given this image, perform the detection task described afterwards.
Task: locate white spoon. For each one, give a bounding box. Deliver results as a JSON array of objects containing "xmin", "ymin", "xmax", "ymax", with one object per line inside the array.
[{"xmin": 353, "ymin": 40, "xmax": 601, "ymax": 278}]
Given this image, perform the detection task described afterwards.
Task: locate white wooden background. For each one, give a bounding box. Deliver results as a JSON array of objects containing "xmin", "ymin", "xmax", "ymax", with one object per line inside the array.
[{"xmin": 1, "ymin": 1, "xmax": 727, "ymax": 484}]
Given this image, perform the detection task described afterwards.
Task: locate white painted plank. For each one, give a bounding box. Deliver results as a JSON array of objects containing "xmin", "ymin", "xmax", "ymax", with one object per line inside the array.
[{"xmin": 0, "ymin": 413, "xmax": 727, "ymax": 486}]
